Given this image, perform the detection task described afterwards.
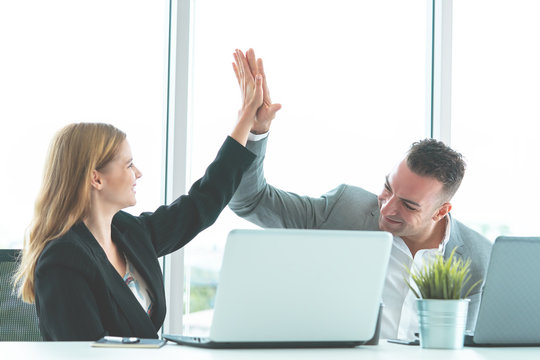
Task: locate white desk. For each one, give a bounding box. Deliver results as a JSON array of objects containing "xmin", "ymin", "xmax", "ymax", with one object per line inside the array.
[{"xmin": 1, "ymin": 341, "xmax": 539, "ymax": 360}]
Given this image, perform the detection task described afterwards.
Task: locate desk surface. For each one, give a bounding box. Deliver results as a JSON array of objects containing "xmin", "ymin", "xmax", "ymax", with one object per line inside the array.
[{"xmin": 1, "ymin": 340, "xmax": 539, "ymax": 359}]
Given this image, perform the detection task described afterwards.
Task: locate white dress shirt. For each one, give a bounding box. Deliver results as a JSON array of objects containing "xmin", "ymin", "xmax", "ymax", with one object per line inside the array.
[
  {"xmin": 247, "ymin": 131, "xmax": 270, "ymax": 142},
  {"xmin": 380, "ymin": 217, "xmax": 451, "ymax": 339}
]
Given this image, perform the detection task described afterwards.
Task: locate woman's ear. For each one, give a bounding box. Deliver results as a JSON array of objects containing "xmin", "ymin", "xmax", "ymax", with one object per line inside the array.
[
  {"xmin": 90, "ymin": 169, "xmax": 104, "ymax": 190},
  {"xmin": 433, "ymin": 202, "xmax": 452, "ymax": 222}
]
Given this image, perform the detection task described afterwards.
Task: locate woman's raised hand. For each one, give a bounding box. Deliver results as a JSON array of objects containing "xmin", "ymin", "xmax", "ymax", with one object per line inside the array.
[{"xmin": 233, "ymin": 48, "xmax": 281, "ymax": 135}]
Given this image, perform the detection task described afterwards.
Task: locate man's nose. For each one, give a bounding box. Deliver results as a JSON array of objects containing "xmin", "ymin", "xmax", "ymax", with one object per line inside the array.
[{"xmin": 380, "ymin": 195, "xmax": 398, "ymax": 216}]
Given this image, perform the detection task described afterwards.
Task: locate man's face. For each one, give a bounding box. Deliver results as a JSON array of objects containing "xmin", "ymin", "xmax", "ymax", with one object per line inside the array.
[{"xmin": 377, "ymin": 159, "xmax": 447, "ymax": 240}]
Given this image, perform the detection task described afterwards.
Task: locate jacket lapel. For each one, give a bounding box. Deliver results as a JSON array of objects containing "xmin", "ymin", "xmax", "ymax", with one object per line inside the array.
[
  {"xmin": 445, "ymin": 215, "xmax": 465, "ymax": 258},
  {"xmin": 111, "ymin": 224, "xmax": 166, "ymax": 330},
  {"xmin": 74, "ymin": 223, "xmax": 159, "ymax": 337}
]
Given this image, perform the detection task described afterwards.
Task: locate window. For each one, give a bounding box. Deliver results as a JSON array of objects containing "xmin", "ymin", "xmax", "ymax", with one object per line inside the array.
[
  {"xmin": 450, "ymin": 0, "xmax": 540, "ymax": 239},
  {"xmin": 6, "ymin": 0, "xmax": 521, "ymax": 338},
  {"xmin": 0, "ymin": 1, "xmax": 169, "ymax": 249},
  {"xmin": 184, "ymin": 0, "xmax": 429, "ymax": 334}
]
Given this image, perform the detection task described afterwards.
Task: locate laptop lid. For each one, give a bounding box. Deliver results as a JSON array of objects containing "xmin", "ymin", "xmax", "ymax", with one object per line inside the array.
[
  {"xmin": 206, "ymin": 229, "xmax": 392, "ymax": 345},
  {"xmin": 472, "ymin": 236, "xmax": 540, "ymax": 345}
]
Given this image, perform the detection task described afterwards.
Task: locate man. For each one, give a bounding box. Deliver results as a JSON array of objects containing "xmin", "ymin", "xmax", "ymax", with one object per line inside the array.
[{"xmin": 230, "ymin": 49, "xmax": 491, "ymax": 340}]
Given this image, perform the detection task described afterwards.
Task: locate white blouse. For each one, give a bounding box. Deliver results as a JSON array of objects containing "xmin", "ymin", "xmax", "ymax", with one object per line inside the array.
[{"xmin": 123, "ymin": 257, "xmax": 154, "ymax": 316}]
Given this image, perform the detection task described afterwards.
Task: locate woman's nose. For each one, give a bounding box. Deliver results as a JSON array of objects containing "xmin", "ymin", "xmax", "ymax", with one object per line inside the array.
[{"xmin": 134, "ymin": 166, "xmax": 142, "ymax": 178}]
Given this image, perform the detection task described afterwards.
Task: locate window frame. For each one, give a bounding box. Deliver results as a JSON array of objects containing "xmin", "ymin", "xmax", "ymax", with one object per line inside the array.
[
  {"xmin": 161, "ymin": 0, "xmax": 194, "ymax": 334},
  {"xmin": 163, "ymin": 0, "xmax": 452, "ymax": 334}
]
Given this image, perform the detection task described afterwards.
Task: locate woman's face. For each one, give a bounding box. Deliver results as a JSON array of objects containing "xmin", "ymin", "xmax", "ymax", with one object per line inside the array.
[{"xmin": 97, "ymin": 140, "xmax": 142, "ymax": 210}]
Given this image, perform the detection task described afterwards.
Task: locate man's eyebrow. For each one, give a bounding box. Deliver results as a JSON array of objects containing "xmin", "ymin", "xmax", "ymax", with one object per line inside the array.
[
  {"xmin": 384, "ymin": 175, "xmax": 392, "ymax": 190},
  {"xmin": 125, "ymin": 158, "xmax": 133, "ymax": 164},
  {"xmin": 385, "ymin": 175, "xmax": 421, "ymax": 208},
  {"xmin": 401, "ymin": 198, "xmax": 421, "ymax": 208}
]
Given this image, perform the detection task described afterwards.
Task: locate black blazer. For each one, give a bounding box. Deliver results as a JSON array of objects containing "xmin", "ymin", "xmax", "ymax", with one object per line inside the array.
[{"xmin": 34, "ymin": 137, "xmax": 255, "ymax": 341}]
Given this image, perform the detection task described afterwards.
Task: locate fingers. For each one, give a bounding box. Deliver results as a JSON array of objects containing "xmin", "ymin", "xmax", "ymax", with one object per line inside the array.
[
  {"xmin": 236, "ymin": 49, "xmax": 253, "ymax": 82},
  {"xmin": 233, "ymin": 49, "xmax": 264, "ymax": 111},
  {"xmin": 233, "ymin": 50, "xmax": 245, "ymax": 80},
  {"xmin": 235, "ymin": 48, "xmax": 260, "ymax": 102},
  {"xmin": 233, "ymin": 52, "xmax": 242, "ymax": 90},
  {"xmin": 257, "ymin": 58, "xmax": 272, "ymax": 104},
  {"xmin": 234, "ymin": 49, "xmax": 251, "ymax": 99},
  {"xmin": 246, "ymin": 48, "xmax": 259, "ymax": 77},
  {"xmin": 257, "ymin": 58, "xmax": 265, "ymax": 78},
  {"xmin": 254, "ymin": 73, "xmax": 263, "ymax": 91},
  {"xmin": 254, "ymin": 73, "xmax": 263, "ymax": 104},
  {"xmin": 232, "ymin": 62, "xmax": 240, "ymax": 85}
]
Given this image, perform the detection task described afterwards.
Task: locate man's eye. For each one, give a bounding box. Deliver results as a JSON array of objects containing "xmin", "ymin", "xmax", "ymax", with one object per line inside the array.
[{"xmin": 403, "ymin": 203, "xmax": 417, "ymax": 211}]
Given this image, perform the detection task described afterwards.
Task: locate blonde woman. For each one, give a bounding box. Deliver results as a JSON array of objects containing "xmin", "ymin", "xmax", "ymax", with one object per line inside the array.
[{"xmin": 14, "ymin": 49, "xmax": 281, "ymax": 341}]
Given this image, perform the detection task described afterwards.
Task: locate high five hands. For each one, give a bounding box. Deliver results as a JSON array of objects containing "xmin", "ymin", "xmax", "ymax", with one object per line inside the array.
[{"xmin": 233, "ymin": 49, "xmax": 282, "ymax": 135}]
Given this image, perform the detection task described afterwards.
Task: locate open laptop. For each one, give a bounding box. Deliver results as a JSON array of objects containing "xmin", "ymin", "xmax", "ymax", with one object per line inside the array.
[
  {"xmin": 164, "ymin": 228, "xmax": 392, "ymax": 348},
  {"xmin": 465, "ymin": 236, "xmax": 540, "ymax": 346}
]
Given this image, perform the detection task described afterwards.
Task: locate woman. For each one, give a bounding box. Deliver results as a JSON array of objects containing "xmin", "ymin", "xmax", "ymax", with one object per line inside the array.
[{"xmin": 14, "ymin": 49, "xmax": 281, "ymax": 341}]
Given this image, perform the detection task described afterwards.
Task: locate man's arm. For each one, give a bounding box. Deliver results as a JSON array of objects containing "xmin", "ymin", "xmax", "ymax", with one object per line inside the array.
[
  {"xmin": 229, "ymin": 136, "xmax": 345, "ymax": 229},
  {"xmin": 229, "ymin": 49, "xmax": 346, "ymax": 229}
]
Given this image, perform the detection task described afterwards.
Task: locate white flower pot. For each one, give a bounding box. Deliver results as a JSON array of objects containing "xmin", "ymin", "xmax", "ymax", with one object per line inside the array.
[{"xmin": 416, "ymin": 299, "xmax": 470, "ymax": 349}]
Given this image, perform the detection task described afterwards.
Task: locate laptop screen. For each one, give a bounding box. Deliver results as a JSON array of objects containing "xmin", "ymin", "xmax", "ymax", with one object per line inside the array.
[
  {"xmin": 209, "ymin": 229, "xmax": 392, "ymax": 343},
  {"xmin": 473, "ymin": 236, "xmax": 540, "ymax": 345}
]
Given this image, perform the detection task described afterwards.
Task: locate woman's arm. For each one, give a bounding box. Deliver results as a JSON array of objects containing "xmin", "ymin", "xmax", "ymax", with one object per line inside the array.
[
  {"xmin": 135, "ymin": 136, "xmax": 255, "ymax": 257},
  {"xmin": 132, "ymin": 49, "xmax": 286, "ymax": 255}
]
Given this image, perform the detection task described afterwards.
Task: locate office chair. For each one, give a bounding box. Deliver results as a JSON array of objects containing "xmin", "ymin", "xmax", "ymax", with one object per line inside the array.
[{"xmin": 0, "ymin": 249, "xmax": 42, "ymax": 341}]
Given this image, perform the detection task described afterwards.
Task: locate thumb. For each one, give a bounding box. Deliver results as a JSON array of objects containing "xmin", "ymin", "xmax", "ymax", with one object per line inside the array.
[{"xmin": 270, "ymin": 103, "xmax": 282, "ymax": 113}]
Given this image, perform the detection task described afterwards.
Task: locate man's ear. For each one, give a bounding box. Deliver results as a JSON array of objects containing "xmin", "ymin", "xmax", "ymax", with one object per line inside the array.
[
  {"xmin": 90, "ymin": 169, "xmax": 104, "ymax": 190},
  {"xmin": 433, "ymin": 202, "xmax": 452, "ymax": 222}
]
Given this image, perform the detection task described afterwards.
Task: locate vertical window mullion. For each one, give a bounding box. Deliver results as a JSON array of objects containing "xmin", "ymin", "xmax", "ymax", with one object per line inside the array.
[
  {"xmin": 162, "ymin": 0, "xmax": 193, "ymax": 335},
  {"xmin": 430, "ymin": 0, "xmax": 453, "ymax": 143}
]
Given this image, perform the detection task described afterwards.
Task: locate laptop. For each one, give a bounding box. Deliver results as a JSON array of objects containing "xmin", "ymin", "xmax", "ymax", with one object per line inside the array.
[
  {"xmin": 164, "ymin": 228, "xmax": 392, "ymax": 348},
  {"xmin": 465, "ymin": 236, "xmax": 540, "ymax": 346}
]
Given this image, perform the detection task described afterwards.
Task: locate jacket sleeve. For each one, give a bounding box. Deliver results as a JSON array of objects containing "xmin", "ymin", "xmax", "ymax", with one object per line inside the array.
[
  {"xmin": 228, "ymin": 136, "xmax": 343, "ymax": 229},
  {"xmin": 35, "ymin": 242, "xmax": 106, "ymax": 341},
  {"xmin": 137, "ymin": 136, "xmax": 256, "ymax": 257}
]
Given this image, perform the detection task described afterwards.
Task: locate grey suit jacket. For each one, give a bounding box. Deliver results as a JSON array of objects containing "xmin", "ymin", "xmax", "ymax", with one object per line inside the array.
[{"xmin": 229, "ymin": 136, "xmax": 492, "ymax": 332}]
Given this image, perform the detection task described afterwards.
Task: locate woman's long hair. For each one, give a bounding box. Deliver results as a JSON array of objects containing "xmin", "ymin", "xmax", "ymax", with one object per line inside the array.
[{"xmin": 14, "ymin": 123, "xmax": 126, "ymax": 303}]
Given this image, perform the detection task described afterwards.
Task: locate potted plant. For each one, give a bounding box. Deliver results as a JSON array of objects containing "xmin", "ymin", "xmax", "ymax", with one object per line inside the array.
[{"xmin": 405, "ymin": 248, "xmax": 481, "ymax": 349}]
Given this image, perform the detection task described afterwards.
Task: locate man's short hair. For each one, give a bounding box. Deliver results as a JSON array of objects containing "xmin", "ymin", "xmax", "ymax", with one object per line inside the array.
[{"xmin": 406, "ymin": 139, "xmax": 466, "ymax": 200}]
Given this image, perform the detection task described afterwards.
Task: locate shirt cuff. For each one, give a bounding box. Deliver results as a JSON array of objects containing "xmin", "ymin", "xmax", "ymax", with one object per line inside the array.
[{"xmin": 247, "ymin": 131, "xmax": 269, "ymax": 142}]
